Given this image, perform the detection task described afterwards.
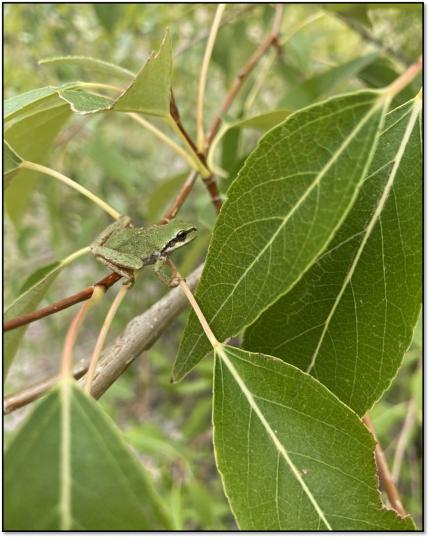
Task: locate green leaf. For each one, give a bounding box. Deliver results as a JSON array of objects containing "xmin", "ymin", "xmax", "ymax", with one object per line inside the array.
[
  {"xmin": 93, "ymin": 3, "xmax": 122, "ymax": 33},
  {"xmin": 39, "ymin": 56, "xmax": 134, "ymax": 81},
  {"xmin": 244, "ymin": 96, "xmax": 422, "ymax": 415},
  {"xmin": 5, "ymin": 380, "xmax": 171, "ymax": 530},
  {"xmin": 4, "ymin": 140, "xmax": 23, "ymax": 184},
  {"xmin": 59, "ymin": 89, "xmax": 113, "ymax": 114},
  {"xmin": 213, "ymin": 346, "xmax": 415, "ymax": 530},
  {"xmin": 173, "ymin": 90, "xmax": 389, "ymax": 382},
  {"xmin": 280, "ymin": 53, "xmax": 379, "ymax": 109},
  {"xmin": 4, "ymin": 86, "xmax": 59, "ymax": 121},
  {"xmin": 5, "ymin": 103, "xmax": 71, "ymax": 225},
  {"xmin": 111, "ymin": 30, "xmax": 172, "ymax": 117},
  {"xmin": 4, "ymin": 248, "xmax": 88, "ymax": 375}
]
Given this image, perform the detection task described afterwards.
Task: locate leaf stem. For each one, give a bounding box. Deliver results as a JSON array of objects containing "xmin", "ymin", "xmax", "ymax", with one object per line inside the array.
[
  {"xmin": 196, "ymin": 4, "xmax": 226, "ymax": 151},
  {"xmin": 22, "ymin": 160, "xmax": 121, "ymax": 220},
  {"xmin": 384, "ymin": 56, "xmax": 422, "ymax": 100},
  {"xmin": 166, "ymin": 260, "xmax": 219, "ymax": 349},
  {"xmin": 84, "ymin": 283, "xmax": 130, "ymax": 393}
]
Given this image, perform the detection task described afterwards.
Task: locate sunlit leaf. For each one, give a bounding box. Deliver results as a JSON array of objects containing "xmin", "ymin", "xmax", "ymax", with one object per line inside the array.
[
  {"xmin": 111, "ymin": 30, "xmax": 172, "ymax": 117},
  {"xmin": 244, "ymin": 96, "xmax": 422, "ymax": 415},
  {"xmin": 173, "ymin": 91, "xmax": 389, "ymax": 381},
  {"xmin": 5, "ymin": 380, "xmax": 172, "ymax": 530},
  {"xmin": 213, "ymin": 345, "xmax": 415, "ymax": 530},
  {"xmin": 59, "ymin": 89, "xmax": 113, "ymax": 114}
]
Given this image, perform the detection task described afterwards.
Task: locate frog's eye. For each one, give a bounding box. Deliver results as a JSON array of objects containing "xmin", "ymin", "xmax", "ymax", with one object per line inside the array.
[{"xmin": 176, "ymin": 231, "xmax": 187, "ymax": 241}]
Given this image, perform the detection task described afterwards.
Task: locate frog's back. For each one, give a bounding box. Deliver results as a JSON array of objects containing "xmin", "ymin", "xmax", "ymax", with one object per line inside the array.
[{"xmin": 106, "ymin": 226, "xmax": 159, "ymax": 256}]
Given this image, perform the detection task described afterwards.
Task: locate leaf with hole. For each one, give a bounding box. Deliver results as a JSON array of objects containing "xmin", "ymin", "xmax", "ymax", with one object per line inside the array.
[
  {"xmin": 213, "ymin": 345, "xmax": 415, "ymax": 530},
  {"xmin": 244, "ymin": 96, "xmax": 422, "ymax": 415},
  {"xmin": 173, "ymin": 90, "xmax": 389, "ymax": 382},
  {"xmin": 4, "ymin": 380, "xmax": 172, "ymax": 530}
]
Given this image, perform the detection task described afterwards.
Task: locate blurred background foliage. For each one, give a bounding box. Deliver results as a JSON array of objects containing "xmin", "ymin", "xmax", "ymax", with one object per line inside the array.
[{"xmin": 4, "ymin": 4, "xmax": 422, "ymax": 529}]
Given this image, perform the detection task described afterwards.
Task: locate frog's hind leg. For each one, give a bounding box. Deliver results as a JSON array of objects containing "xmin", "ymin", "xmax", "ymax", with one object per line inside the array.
[
  {"xmin": 91, "ymin": 216, "xmax": 132, "ymax": 249},
  {"xmin": 94, "ymin": 246, "xmax": 143, "ymax": 284}
]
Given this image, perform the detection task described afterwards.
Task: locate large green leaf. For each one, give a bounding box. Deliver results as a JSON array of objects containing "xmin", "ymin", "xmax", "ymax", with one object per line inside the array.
[
  {"xmin": 213, "ymin": 346, "xmax": 415, "ymax": 530},
  {"xmin": 5, "ymin": 380, "xmax": 171, "ymax": 530},
  {"xmin": 111, "ymin": 30, "xmax": 172, "ymax": 117},
  {"xmin": 4, "ymin": 103, "xmax": 71, "ymax": 225},
  {"xmin": 173, "ymin": 90, "xmax": 389, "ymax": 381},
  {"xmin": 244, "ymin": 96, "xmax": 422, "ymax": 415},
  {"xmin": 280, "ymin": 53, "xmax": 379, "ymax": 109}
]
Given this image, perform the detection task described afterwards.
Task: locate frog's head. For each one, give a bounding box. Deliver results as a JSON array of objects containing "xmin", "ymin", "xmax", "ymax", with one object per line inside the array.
[{"xmin": 161, "ymin": 220, "xmax": 198, "ymax": 253}]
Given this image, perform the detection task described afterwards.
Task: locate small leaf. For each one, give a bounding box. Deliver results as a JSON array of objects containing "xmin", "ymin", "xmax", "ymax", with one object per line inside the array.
[
  {"xmin": 59, "ymin": 89, "xmax": 113, "ymax": 114},
  {"xmin": 93, "ymin": 3, "xmax": 122, "ymax": 33},
  {"xmin": 5, "ymin": 380, "xmax": 171, "ymax": 530},
  {"xmin": 173, "ymin": 91, "xmax": 389, "ymax": 381},
  {"xmin": 111, "ymin": 30, "xmax": 172, "ymax": 117},
  {"xmin": 4, "ymin": 140, "xmax": 23, "ymax": 184},
  {"xmin": 280, "ymin": 53, "xmax": 379, "ymax": 109},
  {"xmin": 244, "ymin": 96, "xmax": 422, "ymax": 415},
  {"xmin": 39, "ymin": 56, "xmax": 134, "ymax": 81},
  {"xmin": 213, "ymin": 345, "xmax": 415, "ymax": 530}
]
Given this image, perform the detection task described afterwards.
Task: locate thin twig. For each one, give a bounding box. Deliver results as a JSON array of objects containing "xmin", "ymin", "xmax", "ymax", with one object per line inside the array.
[
  {"xmin": 391, "ymin": 399, "xmax": 418, "ymax": 483},
  {"xmin": 334, "ymin": 13, "xmax": 411, "ymax": 68},
  {"xmin": 363, "ymin": 415, "xmax": 407, "ymax": 517},
  {"xmin": 196, "ymin": 4, "xmax": 226, "ymax": 150},
  {"xmin": 4, "ymin": 272, "xmax": 121, "ymax": 332},
  {"xmin": 4, "ymin": 363, "xmax": 88, "ymax": 415},
  {"xmin": 205, "ymin": 3, "xmax": 284, "ymax": 149},
  {"xmin": 84, "ymin": 283, "xmax": 130, "ymax": 392}
]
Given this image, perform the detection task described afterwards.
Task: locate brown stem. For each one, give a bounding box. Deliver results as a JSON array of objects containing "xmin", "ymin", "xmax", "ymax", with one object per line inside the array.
[
  {"xmin": 4, "ymin": 363, "xmax": 88, "ymax": 415},
  {"xmin": 4, "ymin": 265, "xmax": 203, "ymax": 413},
  {"xmin": 205, "ymin": 3, "xmax": 284, "ymax": 149},
  {"xmin": 4, "ymin": 272, "xmax": 121, "ymax": 332},
  {"xmin": 363, "ymin": 414, "xmax": 407, "ymax": 517}
]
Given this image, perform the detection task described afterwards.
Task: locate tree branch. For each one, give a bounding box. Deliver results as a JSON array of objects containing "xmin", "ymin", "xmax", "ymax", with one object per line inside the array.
[
  {"xmin": 363, "ymin": 414, "xmax": 407, "ymax": 517},
  {"xmin": 205, "ymin": 3, "xmax": 284, "ymax": 149}
]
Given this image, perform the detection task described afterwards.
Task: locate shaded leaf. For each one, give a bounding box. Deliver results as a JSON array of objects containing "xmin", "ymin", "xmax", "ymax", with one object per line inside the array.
[
  {"xmin": 280, "ymin": 53, "xmax": 379, "ymax": 109},
  {"xmin": 93, "ymin": 3, "xmax": 122, "ymax": 33},
  {"xmin": 5, "ymin": 103, "xmax": 71, "ymax": 225},
  {"xmin": 5, "ymin": 380, "xmax": 171, "ymax": 530},
  {"xmin": 4, "ymin": 140, "xmax": 23, "ymax": 184},
  {"xmin": 213, "ymin": 345, "xmax": 415, "ymax": 530},
  {"xmin": 111, "ymin": 30, "xmax": 172, "ymax": 117},
  {"xmin": 39, "ymin": 55, "xmax": 134, "ymax": 81},
  {"xmin": 244, "ymin": 97, "xmax": 422, "ymax": 415},
  {"xmin": 4, "ymin": 86, "xmax": 59, "ymax": 121},
  {"xmin": 173, "ymin": 91, "xmax": 389, "ymax": 381}
]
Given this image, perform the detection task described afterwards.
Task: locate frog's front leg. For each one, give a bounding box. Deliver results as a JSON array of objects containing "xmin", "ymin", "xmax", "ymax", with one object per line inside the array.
[
  {"xmin": 93, "ymin": 246, "xmax": 143, "ymax": 285},
  {"xmin": 91, "ymin": 215, "xmax": 132, "ymax": 248},
  {"xmin": 153, "ymin": 256, "xmax": 180, "ymax": 288}
]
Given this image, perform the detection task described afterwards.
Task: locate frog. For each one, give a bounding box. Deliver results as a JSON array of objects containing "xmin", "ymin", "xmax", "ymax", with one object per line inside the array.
[{"xmin": 91, "ymin": 216, "xmax": 197, "ymax": 286}]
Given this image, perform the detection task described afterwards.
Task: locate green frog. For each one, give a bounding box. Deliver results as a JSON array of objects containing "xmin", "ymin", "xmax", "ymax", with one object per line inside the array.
[{"xmin": 91, "ymin": 216, "xmax": 197, "ymax": 286}]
